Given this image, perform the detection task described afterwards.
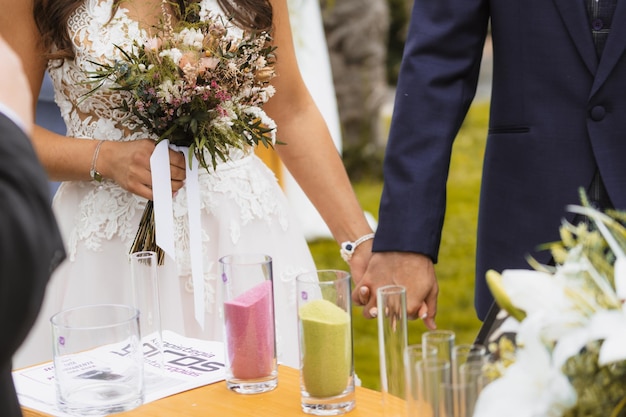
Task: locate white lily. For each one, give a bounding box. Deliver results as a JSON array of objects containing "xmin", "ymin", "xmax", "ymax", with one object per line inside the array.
[
  {"xmin": 473, "ymin": 314, "xmax": 577, "ymax": 417},
  {"xmin": 497, "ymin": 267, "xmax": 588, "ymax": 344},
  {"xmin": 548, "ymin": 206, "xmax": 626, "ymax": 368},
  {"xmin": 499, "ymin": 252, "xmax": 626, "ymax": 369},
  {"xmin": 553, "ymin": 307, "xmax": 626, "ymax": 368},
  {"xmin": 499, "ymin": 269, "xmax": 573, "ymax": 316},
  {"xmin": 477, "ymin": 199, "xmax": 626, "ymax": 416}
]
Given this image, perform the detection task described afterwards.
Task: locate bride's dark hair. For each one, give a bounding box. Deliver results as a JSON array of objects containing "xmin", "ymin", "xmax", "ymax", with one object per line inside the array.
[{"xmin": 34, "ymin": 0, "xmax": 273, "ymax": 60}]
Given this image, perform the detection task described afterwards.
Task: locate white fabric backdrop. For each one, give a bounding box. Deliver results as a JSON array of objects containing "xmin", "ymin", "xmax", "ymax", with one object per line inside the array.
[{"xmin": 286, "ymin": 0, "xmax": 342, "ymax": 240}]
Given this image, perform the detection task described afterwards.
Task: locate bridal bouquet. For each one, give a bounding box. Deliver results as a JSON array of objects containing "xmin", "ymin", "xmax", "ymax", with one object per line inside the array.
[
  {"xmin": 87, "ymin": 3, "xmax": 277, "ymax": 262},
  {"xmin": 474, "ymin": 190, "xmax": 626, "ymax": 417}
]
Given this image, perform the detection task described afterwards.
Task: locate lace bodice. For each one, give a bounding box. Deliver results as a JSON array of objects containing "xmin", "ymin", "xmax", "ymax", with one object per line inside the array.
[
  {"xmin": 49, "ymin": 0, "xmax": 231, "ymax": 144},
  {"xmin": 51, "ymin": 0, "xmax": 145, "ymax": 143},
  {"xmin": 49, "ymin": 0, "xmax": 288, "ymax": 274}
]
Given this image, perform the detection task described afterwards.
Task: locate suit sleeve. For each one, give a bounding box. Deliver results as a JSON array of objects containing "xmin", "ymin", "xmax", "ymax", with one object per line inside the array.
[
  {"xmin": 0, "ymin": 113, "xmax": 65, "ymax": 363},
  {"xmin": 373, "ymin": 0, "xmax": 489, "ymax": 261}
]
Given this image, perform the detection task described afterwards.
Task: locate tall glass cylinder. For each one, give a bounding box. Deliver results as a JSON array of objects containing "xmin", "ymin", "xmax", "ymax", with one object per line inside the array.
[
  {"xmin": 421, "ymin": 358, "xmax": 451, "ymax": 417},
  {"xmin": 451, "ymin": 343, "xmax": 487, "ymax": 416},
  {"xmin": 422, "ymin": 330, "xmax": 455, "ymax": 369},
  {"xmin": 440, "ymin": 380, "xmax": 478, "ymax": 417},
  {"xmin": 377, "ymin": 285, "xmax": 408, "ymax": 417},
  {"xmin": 130, "ymin": 251, "xmax": 164, "ymax": 379},
  {"xmin": 296, "ymin": 270, "xmax": 355, "ymax": 415},
  {"xmin": 452, "ymin": 343, "xmax": 486, "ymax": 385},
  {"xmin": 405, "ymin": 344, "xmax": 438, "ymax": 417},
  {"xmin": 219, "ymin": 253, "xmax": 277, "ymax": 394}
]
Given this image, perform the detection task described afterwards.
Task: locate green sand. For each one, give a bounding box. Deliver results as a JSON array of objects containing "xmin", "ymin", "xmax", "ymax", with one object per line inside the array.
[{"xmin": 299, "ymin": 299, "xmax": 351, "ymax": 398}]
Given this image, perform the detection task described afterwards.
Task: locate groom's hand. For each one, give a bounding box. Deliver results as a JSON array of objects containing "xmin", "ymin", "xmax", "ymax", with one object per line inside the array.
[{"xmin": 352, "ymin": 252, "xmax": 438, "ymax": 329}]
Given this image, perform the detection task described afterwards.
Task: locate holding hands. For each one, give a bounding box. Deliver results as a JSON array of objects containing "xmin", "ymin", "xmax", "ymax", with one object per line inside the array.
[{"xmin": 352, "ymin": 251, "xmax": 438, "ymax": 330}]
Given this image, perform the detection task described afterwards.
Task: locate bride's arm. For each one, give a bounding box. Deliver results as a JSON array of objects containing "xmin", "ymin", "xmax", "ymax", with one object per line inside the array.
[
  {"xmin": 32, "ymin": 108, "xmax": 185, "ymax": 202},
  {"xmin": 31, "ymin": 125, "xmax": 163, "ymax": 194},
  {"xmin": 264, "ymin": 0, "xmax": 374, "ymax": 277}
]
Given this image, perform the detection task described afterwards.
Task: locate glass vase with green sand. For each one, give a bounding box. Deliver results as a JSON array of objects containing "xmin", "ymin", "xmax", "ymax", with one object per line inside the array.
[{"xmin": 296, "ymin": 270, "xmax": 355, "ymax": 415}]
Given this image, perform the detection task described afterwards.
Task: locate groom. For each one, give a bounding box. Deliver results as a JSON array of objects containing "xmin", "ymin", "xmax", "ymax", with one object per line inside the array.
[
  {"xmin": 0, "ymin": 35, "xmax": 65, "ymax": 417},
  {"xmin": 355, "ymin": 0, "xmax": 625, "ymax": 327}
]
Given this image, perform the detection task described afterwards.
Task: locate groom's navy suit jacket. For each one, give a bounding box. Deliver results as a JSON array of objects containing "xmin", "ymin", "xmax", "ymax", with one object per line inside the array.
[
  {"xmin": 0, "ymin": 113, "xmax": 65, "ymax": 416},
  {"xmin": 374, "ymin": 0, "xmax": 626, "ymax": 320}
]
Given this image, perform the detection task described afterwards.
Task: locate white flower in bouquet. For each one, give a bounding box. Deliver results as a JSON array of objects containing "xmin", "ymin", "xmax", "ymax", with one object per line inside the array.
[
  {"xmin": 177, "ymin": 27, "xmax": 205, "ymax": 49},
  {"xmin": 474, "ymin": 314, "xmax": 577, "ymax": 417},
  {"xmin": 475, "ymin": 190, "xmax": 626, "ymax": 417}
]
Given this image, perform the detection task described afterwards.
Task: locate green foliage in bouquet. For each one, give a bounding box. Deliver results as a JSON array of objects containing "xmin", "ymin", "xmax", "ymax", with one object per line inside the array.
[
  {"xmin": 538, "ymin": 190, "xmax": 626, "ymax": 292},
  {"xmin": 552, "ymin": 192, "xmax": 626, "ymax": 417},
  {"xmin": 562, "ymin": 340, "xmax": 626, "ymax": 417}
]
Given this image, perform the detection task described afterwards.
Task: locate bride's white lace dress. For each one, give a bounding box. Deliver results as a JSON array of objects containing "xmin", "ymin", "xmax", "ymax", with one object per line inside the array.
[{"xmin": 14, "ymin": 0, "xmax": 315, "ymax": 370}]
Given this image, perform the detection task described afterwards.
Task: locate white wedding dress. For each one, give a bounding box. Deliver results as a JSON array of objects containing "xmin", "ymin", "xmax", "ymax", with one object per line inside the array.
[{"xmin": 14, "ymin": 0, "xmax": 316, "ymax": 370}]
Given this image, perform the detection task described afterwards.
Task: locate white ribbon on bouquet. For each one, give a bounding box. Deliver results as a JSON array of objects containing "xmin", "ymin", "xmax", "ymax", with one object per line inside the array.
[{"xmin": 150, "ymin": 139, "xmax": 205, "ymax": 329}]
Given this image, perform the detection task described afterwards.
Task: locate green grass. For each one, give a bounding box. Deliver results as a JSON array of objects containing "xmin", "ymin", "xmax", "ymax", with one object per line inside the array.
[{"xmin": 307, "ymin": 101, "xmax": 489, "ymax": 390}]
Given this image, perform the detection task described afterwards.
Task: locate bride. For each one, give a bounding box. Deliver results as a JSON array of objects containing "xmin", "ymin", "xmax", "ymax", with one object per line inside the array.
[{"xmin": 2, "ymin": 0, "xmax": 374, "ymax": 370}]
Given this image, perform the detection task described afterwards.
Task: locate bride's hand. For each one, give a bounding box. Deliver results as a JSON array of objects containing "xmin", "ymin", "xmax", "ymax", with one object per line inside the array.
[
  {"xmin": 102, "ymin": 139, "xmax": 186, "ymax": 200},
  {"xmin": 352, "ymin": 252, "xmax": 438, "ymax": 328}
]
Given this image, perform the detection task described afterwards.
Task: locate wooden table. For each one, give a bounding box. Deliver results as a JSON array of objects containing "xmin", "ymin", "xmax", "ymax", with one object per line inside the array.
[{"xmin": 22, "ymin": 366, "xmax": 406, "ymax": 417}]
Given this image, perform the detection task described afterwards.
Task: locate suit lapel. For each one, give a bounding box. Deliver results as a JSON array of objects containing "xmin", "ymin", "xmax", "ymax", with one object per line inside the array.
[
  {"xmin": 591, "ymin": 1, "xmax": 626, "ymax": 96},
  {"xmin": 552, "ymin": 0, "xmax": 598, "ymax": 74}
]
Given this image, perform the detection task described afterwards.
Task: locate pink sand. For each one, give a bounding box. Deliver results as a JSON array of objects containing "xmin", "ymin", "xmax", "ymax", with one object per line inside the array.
[{"xmin": 224, "ymin": 280, "xmax": 275, "ymax": 379}]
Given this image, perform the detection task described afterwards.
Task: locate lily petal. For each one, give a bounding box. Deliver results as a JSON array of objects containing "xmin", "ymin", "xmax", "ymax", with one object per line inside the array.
[
  {"xmin": 500, "ymin": 269, "xmax": 572, "ymax": 316},
  {"xmin": 588, "ymin": 310, "xmax": 626, "ymax": 365}
]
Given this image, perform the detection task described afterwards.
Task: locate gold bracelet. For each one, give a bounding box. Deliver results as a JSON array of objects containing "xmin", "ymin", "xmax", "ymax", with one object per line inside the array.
[
  {"xmin": 340, "ymin": 233, "xmax": 375, "ymax": 262},
  {"xmin": 89, "ymin": 140, "xmax": 105, "ymax": 182}
]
